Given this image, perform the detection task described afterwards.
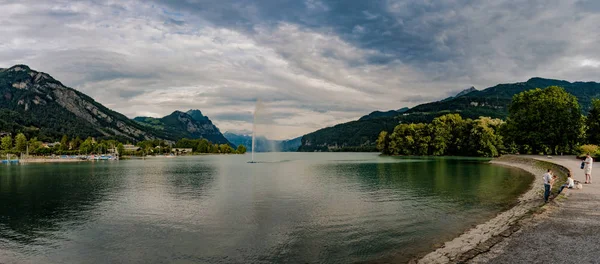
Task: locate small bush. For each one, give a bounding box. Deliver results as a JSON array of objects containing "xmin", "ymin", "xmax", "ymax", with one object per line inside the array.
[{"xmin": 578, "ymin": 144, "xmax": 599, "ymax": 158}]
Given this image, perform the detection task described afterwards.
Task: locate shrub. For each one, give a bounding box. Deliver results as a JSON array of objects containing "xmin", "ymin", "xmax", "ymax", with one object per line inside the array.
[{"xmin": 578, "ymin": 144, "xmax": 599, "ymax": 158}]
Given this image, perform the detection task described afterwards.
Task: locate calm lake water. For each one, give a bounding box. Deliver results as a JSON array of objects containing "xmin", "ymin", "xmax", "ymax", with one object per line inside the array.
[{"xmin": 0, "ymin": 153, "xmax": 533, "ymax": 263}]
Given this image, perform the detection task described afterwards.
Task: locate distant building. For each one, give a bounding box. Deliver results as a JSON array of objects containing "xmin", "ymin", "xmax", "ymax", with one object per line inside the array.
[
  {"xmin": 123, "ymin": 144, "xmax": 140, "ymax": 152},
  {"xmin": 172, "ymin": 148, "xmax": 193, "ymax": 154},
  {"xmin": 42, "ymin": 142, "xmax": 61, "ymax": 148},
  {"xmin": 0, "ymin": 132, "xmax": 11, "ymax": 137}
]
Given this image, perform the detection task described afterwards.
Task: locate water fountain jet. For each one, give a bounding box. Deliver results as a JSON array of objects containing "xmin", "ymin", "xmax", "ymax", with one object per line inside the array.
[{"xmin": 248, "ymin": 99, "xmax": 278, "ymax": 163}]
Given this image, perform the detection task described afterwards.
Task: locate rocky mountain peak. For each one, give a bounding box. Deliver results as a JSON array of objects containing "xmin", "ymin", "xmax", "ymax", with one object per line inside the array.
[
  {"xmin": 170, "ymin": 110, "xmax": 185, "ymax": 116},
  {"xmin": 7, "ymin": 64, "xmax": 31, "ymax": 72},
  {"xmin": 186, "ymin": 109, "xmax": 210, "ymax": 123},
  {"xmin": 133, "ymin": 109, "xmax": 229, "ymax": 145},
  {"xmin": 455, "ymin": 86, "xmax": 477, "ymax": 97},
  {"xmin": 1, "ymin": 65, "xmax": 152, "ymax": 141}
]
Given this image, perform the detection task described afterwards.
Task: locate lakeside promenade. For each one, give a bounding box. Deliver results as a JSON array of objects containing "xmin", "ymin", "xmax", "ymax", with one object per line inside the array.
[{"xmin": 472, "ymin": 156, "xmax": 600, "ymax": 263}]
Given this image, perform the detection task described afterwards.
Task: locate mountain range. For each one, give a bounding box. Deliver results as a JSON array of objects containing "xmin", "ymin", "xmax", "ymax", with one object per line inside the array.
[
  {"xmin": 134, "ymin": 110, "xmax": 230, "ymax": 145},
  {"xmin": 4, "ymin": 64, "xmax": 600, "ymax": 152},
  {"xmin": 298, "ymin": 77, "xmax": 600, "ymax": 152},
  {"xmin": 0, "ymin": 65, "xmax": 231, "ymax": 145}
]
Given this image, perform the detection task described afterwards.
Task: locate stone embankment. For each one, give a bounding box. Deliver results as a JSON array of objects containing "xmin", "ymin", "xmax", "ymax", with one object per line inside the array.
[
  {"xmin": 416, "ymin": 155, "xmax": 570, "ymax": 264},
  {"xmin": 470, "ymin": 156, "xmax": 600, "ymax": 263}
]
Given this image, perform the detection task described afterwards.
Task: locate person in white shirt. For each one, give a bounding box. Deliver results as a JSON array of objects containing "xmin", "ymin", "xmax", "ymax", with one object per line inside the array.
[
  {"xmin": 558, "ymin": 172, "xmax": 575, "ymax": 195},
  {"xmin": 543, "ymin": 169, "xmax": 553, "ymax": 203},
  {"xmin": 584, "ymin": 154, "xmax": 593, "ymax": 184}
]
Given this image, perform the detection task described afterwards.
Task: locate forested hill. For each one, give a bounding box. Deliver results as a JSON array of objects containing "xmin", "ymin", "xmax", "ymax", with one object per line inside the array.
[
  {"xmin": 0, "ymin": 65, "xmax": 153, "ymax": 142},
  {"xmin": 133, "ymin": 110, "xmax": 231, "ymax": 145},
  {"xmin": 406, "ymin": 77, "xmax": 600, "ymax": 118},
  {"xmin": 358, "ymin": 107, "xmax": 409, "ymax": 121},
  {"xmin": 298, "ymin": 77, "xmax": 600, "ymax": 152}
]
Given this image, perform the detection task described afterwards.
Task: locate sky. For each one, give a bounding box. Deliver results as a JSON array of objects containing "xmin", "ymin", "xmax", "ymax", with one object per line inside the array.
[{"xmin": 2, "ymin": 0, "xmax": 600, "ymax": 140}]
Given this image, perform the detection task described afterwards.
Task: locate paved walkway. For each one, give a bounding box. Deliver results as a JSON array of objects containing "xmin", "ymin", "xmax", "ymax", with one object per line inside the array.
[{"xmin": 473, "ymin": 156, "xmax": 600, "ymax": 263}]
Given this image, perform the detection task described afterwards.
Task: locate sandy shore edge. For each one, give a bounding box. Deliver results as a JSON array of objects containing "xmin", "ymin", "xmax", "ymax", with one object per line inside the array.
[{"xmin": 414, "ymin": 156, "xmax": 569, "ymax": 264}]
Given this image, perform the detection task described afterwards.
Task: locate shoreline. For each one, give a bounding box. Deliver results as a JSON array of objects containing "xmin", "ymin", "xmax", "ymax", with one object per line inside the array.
[
  {"xmin": 18, "ymin": 158, "xmax": 88, "ymax": 163},
  {"xmin": 10, "ymin": 153, "xmax": 248, "ymax": 164},
  {"xmin": 414, "ymin": 155, "xmax": 570, "ymax": 264}
]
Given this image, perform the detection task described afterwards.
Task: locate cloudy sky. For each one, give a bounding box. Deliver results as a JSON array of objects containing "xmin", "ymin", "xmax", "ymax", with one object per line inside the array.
[{"xmin": 2, "ymin": 0, "xmax": 600, "ymax": 139}]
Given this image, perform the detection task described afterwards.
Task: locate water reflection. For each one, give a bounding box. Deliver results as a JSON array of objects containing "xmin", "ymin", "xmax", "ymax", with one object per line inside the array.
[
  {"xmin": 0, "ymin": 154, "xmax": 533, "ymax": 264},
  {"xmin": 0, "ymin": 163, "xmax": 124, "ymax": 245}
]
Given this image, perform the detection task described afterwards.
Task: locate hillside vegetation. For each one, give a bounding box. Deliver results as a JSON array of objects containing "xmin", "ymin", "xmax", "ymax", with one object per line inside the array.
[{"xmin": 300, "ymin": 78, "xmax": 600, "ymax": 152}]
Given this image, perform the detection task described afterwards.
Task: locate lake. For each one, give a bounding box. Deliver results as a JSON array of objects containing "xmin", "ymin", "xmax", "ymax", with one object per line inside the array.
[{"xmin": 0, "ymin": 153, "xmax": 533, "ymax": 263}]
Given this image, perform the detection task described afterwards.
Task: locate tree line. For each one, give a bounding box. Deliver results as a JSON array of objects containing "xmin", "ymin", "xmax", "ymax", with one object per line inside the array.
[
  {"xmin": 377, "ymin": 86, "xmax": 599, "ymax": 157},
  {"xmin": 376, "ymin": 114, "xmax": 504, "ymax": 157},
  {"xmin": 1, "ymin": 134, "xmax": 246, "ymax": 157},
  {"xmin": 172, "ymin": 138, "xmax": 246, "ymax": 154}
]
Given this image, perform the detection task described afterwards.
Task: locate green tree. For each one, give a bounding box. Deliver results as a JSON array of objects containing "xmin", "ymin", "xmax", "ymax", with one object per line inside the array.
[
  {"xmin": 175, "ymin": 138, "xmax": 194, "ymax": 149},
  {"xmin": 388, "ymin": 123, "xmax": 430, "ymax": 155},
  {"xmin": 210, "ymin": 144, "xmax": 219, "ymax": 153},
  {"xmin": 236, "ymin": 144, "xmax": 247, "ymax": 154},
  {"xmin": 467, "ymin": 117, "xmax": 504, "ymax": 157},
  {"xmin": 197, "ymin": 139, "xmax": 210, "ymax": 153},
  {"xmin": 586, "ymin": 99, "xmax": 600, "ymax": 144},
  {"xmin": 413, "ymin": 123, "xmax": 432, "ymax": 155},
  {"xmin": 96, "ymin": 142, "xmax": 108, "ymax": 154},
  {"xmin": 382, "ymin": 114, "xmax": 505, "ymax": 157},
  {"xmin": 389, "ymin": 124, "xmax": 413, "ymax": 155},
  {"xmin": 137, "ymin": 141, "xmax": 154, "ymax": 154},
  {"xmin": 28, "ymin": 137, "xmax": 42, "ymax": 154},
  {"xmin": 219, "ymin": 144, "xmax": 234, "ymax": 154},
  {"xmin": 15, "ymin": 133, "xmax": 28, "ymax": 152},
  {"xmin": 376, "ymin": 131, "xmax": 390, "ymax": 155},
  {"xmin": 578, "ymin": 144, "xmax": 599, "ymax": 157},
  {"xmin": 79, "ymin": 137, "xmax": 95, "ymax": 154},
  {"xmin": 117, "ymin": 143, "xmax": 125, "ymax": 156},
  {"xmin": 504, "ymin": 86, "xmax": 583, "ymax": 154},
  {"xmin": 430, "ymin": 114, "xmax": 468, "ymax": 155},
  {"xmin": 70, "ymin": 137, "xmax": 82, "ymax": 150},
  {"xmin": 60, "ymin": 135, "xmax": 69, "ymax": 151},
  {"xmin": 1, "ymin": 136, "xmax": 12, "ymax": 152}
]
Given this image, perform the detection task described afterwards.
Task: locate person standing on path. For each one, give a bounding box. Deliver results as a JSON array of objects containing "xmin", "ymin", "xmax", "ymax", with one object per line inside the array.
[
  {"xmin": 543, "ymin": 169, "xmax": 553, "ymax": 203},
  {"xmin": 584, "ymin": 153, "xmax": 593, "ymax": 184}
]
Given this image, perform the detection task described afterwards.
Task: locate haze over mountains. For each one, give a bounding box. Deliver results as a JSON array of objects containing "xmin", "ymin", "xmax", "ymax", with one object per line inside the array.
[{"xmin": 223, "ymin": 131, "xmax": 301, "ymax": 152}]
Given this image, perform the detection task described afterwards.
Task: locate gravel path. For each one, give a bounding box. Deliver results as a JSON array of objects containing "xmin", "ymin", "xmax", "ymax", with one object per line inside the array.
[{"xmin": 472, "ymin": 156, "xmax": 600, "ymax": 264}]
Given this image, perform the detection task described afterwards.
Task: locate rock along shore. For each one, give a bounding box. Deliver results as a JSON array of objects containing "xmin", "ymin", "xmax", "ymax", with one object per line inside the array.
[{"xmin": 414, "ymin": 155, "xmax": 570, "ymax": 264}]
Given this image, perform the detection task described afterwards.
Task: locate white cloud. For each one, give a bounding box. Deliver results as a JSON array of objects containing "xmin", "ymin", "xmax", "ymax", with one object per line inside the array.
[
  {"xmin": 2, "ymin": 0, "xmax": 600, "ymax": 140},
  {"xmin": 580, "ymin": 59, "xmax": 600, "ymax": 68},
  {"xmin": 305, "ymin": 0, "xmax": 329, "ymax": 11}
]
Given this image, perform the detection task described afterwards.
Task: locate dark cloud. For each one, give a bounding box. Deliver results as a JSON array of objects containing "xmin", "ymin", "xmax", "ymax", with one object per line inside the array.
[
  {"xmin": 164, "ymin": 18, "xmax": 185, "ymax": 26},
  {"xmin": 575, "ymin": 0, "xmax": 600, "ymax": 12},
  {"xmin": 118, "ymin": 89, "xmax": 146, "ymax": 99},
  {"xmin": 148, "ymin": 0, "xmax": 475, "ymax": 66},
  {"xmin": 2, "ymin": 0, "xmax": 600, "ymax": 138}
]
